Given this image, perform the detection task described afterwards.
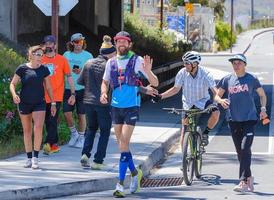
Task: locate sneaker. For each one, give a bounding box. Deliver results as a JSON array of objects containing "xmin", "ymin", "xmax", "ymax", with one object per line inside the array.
[
  {"xmin": 247, "ymin": 176, "xmax": 254, "ymax": 192},
  {"xmin": 201, "ymin": 134, "xmax": 209, "ymax": 146},
  {"xmin": 68, "ymin": 132, "xmax": 80, "ymax": 147},
  {"xmin": 24, "ymin": 158, "xmax": 32, "ymax": 168},
  {"xmin": 129, "ymin": 168, "xmax": 143, "ymax": 193},
  {"xmin": 43, "ymin": 143, "xmax": 51, "ymax": 155},
  {"xmin": 80, "ymin": 154, "xmax": 90, "ymax": 168},
  {"xmin": 50, "ymin": 144, "xmax": 60, "ymax": 153},
  {"xmin": 32, "ymin": 157, "xmax": 39, "ymax": 169},
  {"xmin": 113, "ymin": 183, "xmax": 125, "ymax": 198},
  {"xmin": 233, "ymin": 181, "xmax": 249, "ymax": 193},
  {"xmin": 74, "ymin": 134, "xmax": 85, "ymax": 148},
  {"xmin": 90, "ymin": 162, "xmax": 104, "ymax": 170}
]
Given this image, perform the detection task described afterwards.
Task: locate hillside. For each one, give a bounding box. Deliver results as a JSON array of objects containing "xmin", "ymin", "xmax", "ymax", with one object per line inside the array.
[{"xmin": 225, "ymin": 0, "xmax": 274, "ymax": 19}]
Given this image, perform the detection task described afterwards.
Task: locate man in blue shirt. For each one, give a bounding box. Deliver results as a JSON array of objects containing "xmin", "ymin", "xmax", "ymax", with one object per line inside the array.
[
  {"xmin": 63, "ymin": 33, "xmax": 93, "ymax": 148},
  {"xmin": 100, "ymin": 31, "xmax": 158, "ymax": 198},
  {"xmin": 218, "ymin": 53, "xmax": 268, "ymax": 193}
]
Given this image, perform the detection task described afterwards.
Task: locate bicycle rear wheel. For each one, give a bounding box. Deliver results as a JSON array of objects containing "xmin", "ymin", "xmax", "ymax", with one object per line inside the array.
[
  {"xmin": 182, "ymin": 131, "xmax": 194, "ymax": 185},
  {"xmin": 195, "ymin": 133, "xmax": 203, "ymax": 179}
]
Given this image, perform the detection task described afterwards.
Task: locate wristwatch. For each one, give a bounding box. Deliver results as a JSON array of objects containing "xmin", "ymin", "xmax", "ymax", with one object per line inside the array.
[
  {"xmin": 71, "ymin": 92, "xmax": 76, "ymax": 96},
  {"xmin": 261, "ymin": 106, "xmax": 267, "ymax": 112},
  {"xmin": 51, "ymin": 102, "xmax": 56, "ymax": 106}
]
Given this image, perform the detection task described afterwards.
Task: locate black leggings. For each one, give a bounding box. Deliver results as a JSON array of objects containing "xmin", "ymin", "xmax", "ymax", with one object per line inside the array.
[{"xmin": 228, "ymin": 120, "xmax": 257, "ymax": 180}]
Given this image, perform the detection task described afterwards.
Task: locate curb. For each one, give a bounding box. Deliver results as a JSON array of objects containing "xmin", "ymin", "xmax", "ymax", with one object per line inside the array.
[{"xmin": 0, "ymin": 129, "xmax": 180, "ymax": 200}]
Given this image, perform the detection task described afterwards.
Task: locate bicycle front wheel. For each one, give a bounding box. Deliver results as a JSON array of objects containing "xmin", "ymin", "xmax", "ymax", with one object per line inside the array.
[
  {"xmin": 182, "ymin": 131, "xmax": 195, "ymax": 185},
  {"xmin": 195, "ymin": 133, "xmax": 203, "ymax": 179}
]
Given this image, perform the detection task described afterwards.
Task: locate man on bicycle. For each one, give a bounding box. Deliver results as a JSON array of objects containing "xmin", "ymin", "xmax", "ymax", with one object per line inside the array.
[{"xmin": 155, "ymin": 51, "xmax": 229, "ymax": 146}]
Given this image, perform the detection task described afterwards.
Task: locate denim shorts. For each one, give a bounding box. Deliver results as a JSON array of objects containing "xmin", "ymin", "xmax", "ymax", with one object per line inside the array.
[
  {"xmin": 18, "ymin": 102, "xmax": 46, "ymax": 115},
  {"xmin": 63, "ymin": 89, "xmax": 85, "ymax": 114},
  {"xmin": 111, "ymin": 106, "xmax": 140, "ymax": 126}
]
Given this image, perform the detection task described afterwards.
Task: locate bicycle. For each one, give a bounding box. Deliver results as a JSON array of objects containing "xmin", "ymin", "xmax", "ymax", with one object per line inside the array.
[{"xmin": 163, "ymin": 105, "xmax": 217, "ymax": 185}]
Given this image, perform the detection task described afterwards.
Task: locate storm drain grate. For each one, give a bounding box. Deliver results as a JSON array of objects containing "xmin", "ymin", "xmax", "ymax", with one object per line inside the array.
[{"xmin": 141, "ymin": 177, "xmax": 183, "ymax": 188}]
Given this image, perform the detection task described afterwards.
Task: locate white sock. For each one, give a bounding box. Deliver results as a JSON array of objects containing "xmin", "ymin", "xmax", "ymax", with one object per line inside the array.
[
  {"xmin": 79, "ymin": 131, "xmax": 85, "ymax": 136},
  {"xmin": 69, "ymin": 126, "xmax": 78, "ymax": 134}
]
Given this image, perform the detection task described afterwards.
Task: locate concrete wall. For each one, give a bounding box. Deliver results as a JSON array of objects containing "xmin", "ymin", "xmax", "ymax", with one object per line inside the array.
[
  {"xmin": 17, "ymin": 0, "xmax": 49, "ymax": 35},
  {"xmin": 71, "ymin": 0, "xmax": 96, "ymax": 33},
  {"xmin": 0, "ymin": 0, "xmax": 12, "ymax": 39}
]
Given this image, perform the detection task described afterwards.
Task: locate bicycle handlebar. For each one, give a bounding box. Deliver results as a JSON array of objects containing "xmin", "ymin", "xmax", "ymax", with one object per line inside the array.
[{"xmin": 163, "ymin": 104, "xmax": 218, "ymax": 116}]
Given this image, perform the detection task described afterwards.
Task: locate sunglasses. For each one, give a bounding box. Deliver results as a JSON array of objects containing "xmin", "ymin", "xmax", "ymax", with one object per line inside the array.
[
  {"xmin": 183, "ymin": 61, "xmax": 192, "ymax": 65},
  {"xmin": 72, "ymin": 40, "xmax": 84, "ymax": 45},
  {"xmin": 32, "ymin": 52, "xmax": 43, "ymax": 57}
]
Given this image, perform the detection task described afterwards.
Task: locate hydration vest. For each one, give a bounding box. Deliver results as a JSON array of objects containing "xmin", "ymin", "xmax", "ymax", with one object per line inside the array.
[{"xmin": 109, "ymin": 54, "xmax": 143, "ymax": 89}]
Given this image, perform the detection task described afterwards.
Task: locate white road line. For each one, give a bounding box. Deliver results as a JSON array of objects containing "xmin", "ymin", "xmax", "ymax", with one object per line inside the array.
[{"xmin": 206, "ymin": 151, "xmax": 271, "ymax": 155}]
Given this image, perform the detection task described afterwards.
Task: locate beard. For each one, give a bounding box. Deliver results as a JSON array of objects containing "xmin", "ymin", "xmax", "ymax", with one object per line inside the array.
[{"xmin": 118, "ymin": 46, "xmax": 129, "ymax": 55}]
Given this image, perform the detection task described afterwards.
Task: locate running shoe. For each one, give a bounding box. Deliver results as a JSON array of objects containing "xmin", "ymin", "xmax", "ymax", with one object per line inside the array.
[
  {"xmin": 113, "ymin": 183, "xmax": 125, "ymax": 198},
  {"xmin": 129, "ymin": 168, "xmax": 143, "ymax": 193}
]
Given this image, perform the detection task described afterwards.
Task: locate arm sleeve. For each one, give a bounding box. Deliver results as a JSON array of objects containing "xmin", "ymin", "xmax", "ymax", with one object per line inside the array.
[
  {"xmin": 63, "ymin": 57, "xmax": 71, "ymax": 75},
  {"xmin": 15, "ymin": 65, "xmax": 23, "ymax": 78},
  {"xmin": 218, "ymin": 76, "xmax": 228, "ymax": 91},
  {"xmin": 102, "ymin": 60, "xmax": 111, "ymax": 81},
  {"xmin": 253, "ymin": 76, "xmax": 261, "ymax": 89},
  {"xmin": 206, "ymin": 72, "xmax": 216, "ymax": 89},
  {"xmin": 174, "ymin": 69, "xmax": 184, "ymax": 88},
  {"xmin": 44, "ymin": 65, "xmax": 50, "ymax": 77}
]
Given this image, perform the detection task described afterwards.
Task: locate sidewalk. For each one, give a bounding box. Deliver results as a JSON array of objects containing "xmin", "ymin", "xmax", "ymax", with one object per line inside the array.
[{"xmin": 0, "ymin": 95, "xmax": 182, "ymax": 200}]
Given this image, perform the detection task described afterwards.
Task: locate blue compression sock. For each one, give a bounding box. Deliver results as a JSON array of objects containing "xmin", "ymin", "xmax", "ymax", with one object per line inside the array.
[
  {"xmin": 128, "ymin": 152, "xmax": 136, "ymax": 172},
  {"xmin": 119, "ymin": 152, "xmax": 130, "ymax": 182}
]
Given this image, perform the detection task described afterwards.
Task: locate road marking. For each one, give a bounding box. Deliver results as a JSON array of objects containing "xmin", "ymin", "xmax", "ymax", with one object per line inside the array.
[{"xmin": 206, "ymin": 151, "xmax": 271, "ymax": 155}]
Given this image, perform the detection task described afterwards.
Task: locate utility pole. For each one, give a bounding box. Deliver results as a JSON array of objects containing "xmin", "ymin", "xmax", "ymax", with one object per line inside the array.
[
  {"xmin": 160, "ymin": 0, "xmax": 164, "ymax": 30},
  {"xmin": 251, "ymin": 0, "xmax": 254, "ymax": 21},
  {"xmin": 130, "ymin": 0, "xmax": 134, "ymax": 13},
  {"xmin": 51, "ymin": 0, "xmax": 59, "ymax": 52},
  {"xmin": 230, "ymin": 0, "xmax": 234, "ymax": 53}
]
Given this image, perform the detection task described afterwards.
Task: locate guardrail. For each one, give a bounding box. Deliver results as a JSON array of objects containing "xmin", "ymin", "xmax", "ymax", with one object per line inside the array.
[
  {"xmin": 152, "ymin": 61, "xmax": 183, "ymax": 90},
  {"xmin": 141, "ymin": 61, "xmax": 183, "ymax": 101}
]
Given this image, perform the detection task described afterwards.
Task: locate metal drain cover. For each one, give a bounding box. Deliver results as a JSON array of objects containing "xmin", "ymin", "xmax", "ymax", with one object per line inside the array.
[{"xmin": 141, "ymin": 177, "xmax": 183, "ymax": 188}]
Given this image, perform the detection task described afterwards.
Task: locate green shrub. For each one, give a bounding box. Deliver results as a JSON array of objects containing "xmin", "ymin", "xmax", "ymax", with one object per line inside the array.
[
  {"xmin": 0, "ymin": 44, "xmax": 25, "ymax": 143},
  {"xmin": 215, "ymin": 20, "xmax": 236, "ymax": 50},
  {"xmin": 124, "ymin": 13, "xmax": 191, "ymax": 66},
  {"xmin": 235, "ymin": 23, "xmax": 244, "ymax": 34}
]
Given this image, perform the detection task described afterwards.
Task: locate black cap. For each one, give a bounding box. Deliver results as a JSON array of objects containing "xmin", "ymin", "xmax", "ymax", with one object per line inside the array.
[{"xmin": 43, "ymin": 35, "xmax": 56, "ymax": 43}]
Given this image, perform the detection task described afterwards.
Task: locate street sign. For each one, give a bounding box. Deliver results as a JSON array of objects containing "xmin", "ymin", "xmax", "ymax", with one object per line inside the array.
[
  {"xmin": 185, "ymin": 3, "xmax": 194, "ymax": 16},
  {"xmin": 166, "ymin": 15, "xmax": 185, "ymax": 34},
  {"xmin": 33, "ymin": 0, "xmax": 78, "ymax": 16}
]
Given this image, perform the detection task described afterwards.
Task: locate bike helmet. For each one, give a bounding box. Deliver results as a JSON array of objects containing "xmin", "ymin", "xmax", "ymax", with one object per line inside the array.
[{"xmin": 182, "ymin": 51, "xmax": 201, "ymax": 64}]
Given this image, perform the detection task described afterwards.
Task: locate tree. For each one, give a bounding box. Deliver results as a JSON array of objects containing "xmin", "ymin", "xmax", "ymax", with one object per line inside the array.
[{"xmin": 209, "ymin": 0, "xmax": 225, "ymax": 19}]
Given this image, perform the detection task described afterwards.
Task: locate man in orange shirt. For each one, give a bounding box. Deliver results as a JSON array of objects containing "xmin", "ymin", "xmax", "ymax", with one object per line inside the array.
[{"xmin": 41, "ymin": 35, "xmax": 76, "ymax": 154}]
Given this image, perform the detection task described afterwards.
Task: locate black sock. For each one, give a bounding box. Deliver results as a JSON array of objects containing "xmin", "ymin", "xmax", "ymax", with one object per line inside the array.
[
  {"xmin": 34, "ymin": 150, "xmax": 39, "ymax": 158},
  {"xmin": 27, "ymin": 152, "xmax": 32, "ymax": 159},
  {"xmin": 203, "ymin": 127, "xmax": 212, "ymax": 135}
]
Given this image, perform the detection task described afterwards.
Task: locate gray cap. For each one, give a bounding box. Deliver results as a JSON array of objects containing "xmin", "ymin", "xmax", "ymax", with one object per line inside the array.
[
  {"xmin": 71, "ymin": 33, "xmax": 85, "ymax": 41},
  {"xmin": 228, "ymin": 53, "xmax": 247, "ymax": 64}
]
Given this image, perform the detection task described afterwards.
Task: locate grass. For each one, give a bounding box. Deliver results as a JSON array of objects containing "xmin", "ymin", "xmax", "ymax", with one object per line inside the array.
[{"xmin": 0, "ymin": 116, "xmax": 71, "ymax": 159}]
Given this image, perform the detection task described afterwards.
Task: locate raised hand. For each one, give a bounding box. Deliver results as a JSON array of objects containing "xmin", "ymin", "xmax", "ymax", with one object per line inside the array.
[{"xmin": 142, "ymin": 55, "xmax": 153, "ymax": 72}]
